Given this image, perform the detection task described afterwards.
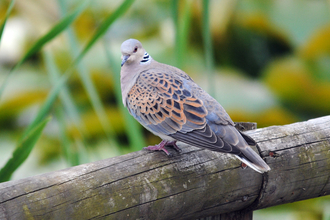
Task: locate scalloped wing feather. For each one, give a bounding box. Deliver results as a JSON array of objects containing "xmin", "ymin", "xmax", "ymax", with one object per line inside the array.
[
  {"xmin": 127, "ymin": 70, "xmax": 207, "ymax": 134},
  {"xmin": 126, "ymin": 69, "xmax": 241, "ymax": 153}
]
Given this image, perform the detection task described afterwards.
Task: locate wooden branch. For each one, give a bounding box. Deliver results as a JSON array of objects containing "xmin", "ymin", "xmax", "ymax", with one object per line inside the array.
[{"xmin": 1, "ymin": 116, "xmax": 330, "ymax": 220}]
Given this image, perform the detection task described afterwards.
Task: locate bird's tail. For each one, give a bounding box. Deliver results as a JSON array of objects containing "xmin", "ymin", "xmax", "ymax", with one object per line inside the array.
[{"xmin": 235, "ymin": 147, "xmax": 271, "ymax": 173}]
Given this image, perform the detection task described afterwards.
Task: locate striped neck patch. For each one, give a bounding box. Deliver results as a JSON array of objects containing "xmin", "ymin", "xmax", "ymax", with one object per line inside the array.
[{"xmin": 140, "ymin": 52, "xmax": 151, "ymax": 64}]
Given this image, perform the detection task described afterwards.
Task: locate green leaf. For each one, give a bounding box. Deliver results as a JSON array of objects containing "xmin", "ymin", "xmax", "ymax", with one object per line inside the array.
[
  {"xmin": 73, "ymin": 0, "xmax": 135, "ymax": 65},
  {"xmin": 0, "ymin": 117, "xmax": 51, "ymax": 182},
  {"xmin": 43, "ymin": 50, "xmax": 87, "ymax": 137},
  {"xmin": 0, "ymin": 0, "xmax": 90, "ymax": 100},
  {"xmin": 62, "ymin": 0, "xmax": 135, "ymax": 145},
  {"xmin": 44, "ymin": 50, "xmax": 86, "ymax": 165},
  {"xmin": 14, "ymin": 0, "xmax": 89, "ymax": 69},
  {"xmin": 171, "ymin": 0, "xmax": 192, "ymax": 68},
  {"xmin": 55, "ymin": 106, "xmax": 80, "ymax": 166},
  {"xmin": 0, "ymin": 0, "xmax": 16, "ymax": 44},
  {"xmin": 19, "ymin": 71, "xmax": 70, "ymax": 142}
]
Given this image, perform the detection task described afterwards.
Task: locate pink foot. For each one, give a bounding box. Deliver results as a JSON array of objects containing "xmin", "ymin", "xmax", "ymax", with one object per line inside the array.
[{"xmin": 143, "ymin": 140, "xmax": 182, "ymax": 156}]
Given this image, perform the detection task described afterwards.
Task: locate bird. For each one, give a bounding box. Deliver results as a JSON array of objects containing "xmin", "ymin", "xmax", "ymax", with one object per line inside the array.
[{"xmin": 120, "ymin": 39, "xmax": 271, "ymax": 173}]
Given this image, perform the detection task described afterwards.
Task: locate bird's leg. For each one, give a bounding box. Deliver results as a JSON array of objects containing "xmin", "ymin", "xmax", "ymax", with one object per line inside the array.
[
  {"xmin": 143, "ymin": 140, "xmax": 182, "ymax": 156},
  {"xmin": 144, "ymin": 140, "xmax": 171, "ymax": 155}
]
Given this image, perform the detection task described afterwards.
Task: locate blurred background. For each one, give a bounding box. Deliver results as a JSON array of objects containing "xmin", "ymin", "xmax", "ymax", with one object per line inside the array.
[{"xmin": 0, "ymin": 0, "xmax": 329, "ymax": 219}]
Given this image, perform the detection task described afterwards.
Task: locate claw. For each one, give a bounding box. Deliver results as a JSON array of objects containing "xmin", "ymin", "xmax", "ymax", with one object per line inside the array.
[
  {"xmin": 143, "ymin": 140, "xmax": 182, "ymax": 156},
  {"xmin": 168, "ymin": 141, "xmax": 182, "ymax": 153}
]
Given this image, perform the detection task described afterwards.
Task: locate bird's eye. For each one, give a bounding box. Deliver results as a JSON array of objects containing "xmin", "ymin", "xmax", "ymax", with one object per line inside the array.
[{"xmin": 133, "ymin": 47, "xmax": 138, "ymax": 53}]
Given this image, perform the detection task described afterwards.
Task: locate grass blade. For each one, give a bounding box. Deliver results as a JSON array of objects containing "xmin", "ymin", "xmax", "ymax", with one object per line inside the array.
[
  {"xmin": 103, "ymin": 42, "xmax": 146, "ymax": 152},
  {"xmin": 0, "ymin": 0, "xmax": 90, "ymax": 100},
  {"xmin": 73, "ymin": 0, "xmax": 135, "ymax": 65},
  {"xmin": 171, "ymin": 0, "xmax": 192, "ymax": 68},
  {"xmin": 0, "ymin": 117, "xmax": 51, "ymax": 182},
  {"xmin": 171, "ymin": 0, "xmax": 180, "ymax": 67},
  {"xmin": 55, "ymin": 106, "xmax": 80, "ymax": 166},
  {"xmin": 19, "ymin": 71, "xmax": 70, "ymax": 142},
  {"xmin": 0, "ymin": 0, "xmax": 16, "ymax": 44},
  {"xmin": 44, "ymin": 50, "xmax": 88, "ymax": 164},
  {"xmin": 58, "ymin": 0, "xmax": 135, "ymax": 145},
  {"xmin": 43, "ymin": 50, "xmax": 87, "ymax": 136},
  {"xmin": 13, "ymin": 0, "xmax": 89, "ymax": 69},
  {"xmin": 202, "ymin": 0, "xmax": 215, "ymax": 96},
  {"xmin": 70, "ymin": 54, "xmax": 118, "ymax": 144}
]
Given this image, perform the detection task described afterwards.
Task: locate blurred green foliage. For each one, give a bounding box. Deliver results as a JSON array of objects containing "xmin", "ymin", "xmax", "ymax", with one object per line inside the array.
[
  {"xmin": 0, "ymin": 117, "xmax": 50, "ymax": 182},
  {"xmin": 0, "ymin": 0, "xmax": 329, "ymax": 219}
]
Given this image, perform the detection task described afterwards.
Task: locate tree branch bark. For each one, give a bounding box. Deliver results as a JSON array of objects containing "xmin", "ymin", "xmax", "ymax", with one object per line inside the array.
[{"xmin": 0, "ymin": 116, "xmax": 330, "ymax": 220}]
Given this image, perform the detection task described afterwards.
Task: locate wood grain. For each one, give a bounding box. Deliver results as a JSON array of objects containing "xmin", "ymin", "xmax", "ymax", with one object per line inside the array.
[{"xmin": 0, "ymin": 116, "xmax": 329, "ymax": 220}]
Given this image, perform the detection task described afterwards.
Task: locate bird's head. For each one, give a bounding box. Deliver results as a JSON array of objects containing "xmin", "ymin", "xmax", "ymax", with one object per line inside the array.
[{"xmin": 120, "ymin": 39, "xmax": 145, "ymax": 67}]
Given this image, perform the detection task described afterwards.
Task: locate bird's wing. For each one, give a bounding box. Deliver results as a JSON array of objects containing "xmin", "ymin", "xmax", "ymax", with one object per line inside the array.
[{"xmin": 126, "ymin": 69, "xmax": 240, "ymax": 154}]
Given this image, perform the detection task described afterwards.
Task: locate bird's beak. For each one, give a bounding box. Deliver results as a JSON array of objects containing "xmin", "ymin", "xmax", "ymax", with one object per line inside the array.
[{"xmin": 121, "ymin": 55, "xmax": 130, "ymax": 67}]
